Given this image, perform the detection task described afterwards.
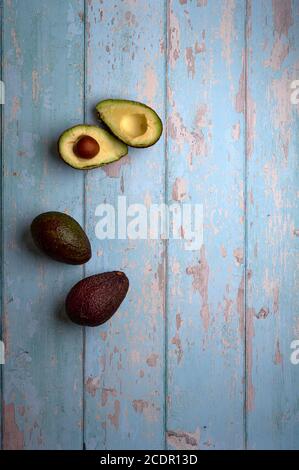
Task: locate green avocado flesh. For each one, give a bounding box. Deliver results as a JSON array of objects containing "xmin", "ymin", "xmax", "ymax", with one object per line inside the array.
[
  {"xmin": 96, "ymin": 99, "xmax": 163, "ymax": 148},
  {"xmin": 58, "ymin": 124, "xmax": 128, "ymax": 169},
  {"xmin": 31, "ymin": 212, "xmax": 91, "ymax": 265}
]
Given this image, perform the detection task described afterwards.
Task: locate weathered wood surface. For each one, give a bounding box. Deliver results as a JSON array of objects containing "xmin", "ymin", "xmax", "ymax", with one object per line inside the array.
[
  {"xmin": 1, "ymin": 0, "xmax": 298, "ymax": 450},
  {"xmin": 246, "ymin": 0, "xmax": 299, "ymax": 449},
  {"xmin": 84, "ymin": 0, "xmax": 166, "ymax": 450},
  {"xmin": 166, "ymin": 0, "xmax": 246, "ymax": 450},
  {"xmin": 2, "ymin": 0, "xmax": 85, "ymax": 449}
]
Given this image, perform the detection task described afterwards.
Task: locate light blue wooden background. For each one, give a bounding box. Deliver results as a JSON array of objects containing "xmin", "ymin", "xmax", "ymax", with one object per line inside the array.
[{"xmin": 1, "ymin": 0, "xmax": 299, "ymax": 450}]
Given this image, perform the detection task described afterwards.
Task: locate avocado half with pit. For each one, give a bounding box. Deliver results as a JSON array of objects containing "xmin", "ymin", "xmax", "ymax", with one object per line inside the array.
[
  {"xmin": 96, "ymin": 99, "xmax": 163, "ymax": 148},
  {"xmin": 58, "ymin": 124, "xmax": 128, "ymax": 170}
]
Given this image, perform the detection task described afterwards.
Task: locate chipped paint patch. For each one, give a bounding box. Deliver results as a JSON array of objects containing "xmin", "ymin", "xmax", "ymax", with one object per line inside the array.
[
  {"xmin": 139, "ymin": 64, "xmax": 158, "ymax": 105},
  {"xmin": 11, "ymin": 96, "xmax": 20, "ymax": 120},
  {"xmin": 220, "ymin": 245, "xmax": 227, "ymax": 258},
  {"xmin": 108, "ymin": 400, "xmax": 120, "ymax": 429},
  {"xmin": 167, "ymin": 89, "xmax": 207, "ymax": 166},
  {"xmin": 233, "ymin": 247, "xmax": 243, "ymax": 265},
  {"xmin": 273, "ymin": 285, "xmax": 280, "ymax": 314},
  {"xmin": 232, "ymin": 122, "xmax": 240, "ymax": 141},
  {"xmin": 169, "ymin": 4, "xmax": 181, "ymax": 69},
  {"xmin": 85, "ymin": 376, "xmax": 100, "ymax": 397},
  {"xmin": 235, "ymin": 54, "xmax": 245, "ymax": 114},
  {"xmin": 220, "ymin": 0, "xmax": 236, "ymax": 66},
  {"xmin": 171, "ymin": 258, "xmax": 181, "ymax": 274},
  {"xmin": 172, "ymin": 177, "xmax": 187, "ymax": 201},
  {"xmin": 157, "ymin": 258, "xmax": 165, "ymax": 293},
  {"xmin": 4, "ymin": 403, "xmax": 24, "ymax": 449},
  {"xmin": 263, "ymin": 270, "xmax": 280, "ymax": 310},
  {"xmin": 271, "ymin": 70, "xmax": 293, "ymax": 162},
  {"xmin": 146, "ymin": 353, "xmax": 159, "ymax": 367},
  {"xmin": 176, "ymin": 312, "xmax": 182, "ymax": 330},
  {"xmin": 100, "ymin": 331, "xmax": 107, "ymax": 341},
  {"xmin": 186, "ymin": 245, "xmax": 210, "ymax": 331},
  {"xmin": 32, "ymin": 70, "xmax": 40, "ymax": 103},
  {"xmin": 11, "ymin": 28, "xmax": 21, "ymax": 59},
  {"xmin": 171, "ymin": 333, "xmax": 183, "ymax": 364},
  {"xmin": 235, "ymin": 51, "xmax": 257, "ymax": 156},
  {"xmin": 274, "ymin": 339, "xmax": 283, "ymax": 365},
  {"xmin": 272, "ymin": 0, "xmax": 293, "ymax": 37},
  {"xmin": 132, "ymin": 399, "xmax": 149, "ymax": 413},
  {"xmin": 246, "ymin": 308, "xmax": 255, "ymax": 412},
  {"xmin": 194, "ymin": 30, "xmax": 206, "ymax": 54},
  {"xmin": 264, "ymin": 35, "xmax": 289, "ymax": 71},
  {"xmin": 247, "ymin": 92, "xmax": 256, "ymax": 159},
  {"xmin": 196, "ymin": 104, "xmax": 208, "ymax": 128},
  {"xmin": 167, "ymin": 428, "xmax": 200, "ymax": 450},
  {"xmin": 101, "ymin": 388, "xmax": 117, "ymax": 407},
  {"xmin": 223, "ymin": 296, "xmax": 233, "ymax": 323},
  {"xmin": 125, "ymin": 10, "xmax": 137, "ymax": 27},
  {"xmin": 102, "ymin": 154, "xmax": 131, "ymax": 178},
  {"xmin": 185, "ymin": 47, "xmax": 195, "ymax": 78},
  {"xmin": 237, "ymin": 274, "xmax": 244, "ymax": 338},
  {"xmin": 143, "ymin": 402, "xmax": 160, "ymax": 423},
  {"xmin": 18, "ymin": 405, "xmax": 25, "ymax": 417},
  {"xmin": 255, "ymin": 307, "xmax": 269, "ymax": 319}
]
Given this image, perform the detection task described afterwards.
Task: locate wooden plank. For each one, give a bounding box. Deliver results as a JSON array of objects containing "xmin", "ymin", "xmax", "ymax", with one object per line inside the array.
[
  {"xmin": 2, "ymin": 0, "xmax": 84, "ymax": 449},
  {"xmin": 0, "ymin": 0, "xmax": 3, "ymax": 449},
  {"xmin": 166, "ymin": 0, "xmax": 246, "ymax": 450},
  {"xmin": 84, "ymin": 0, "xmax": 166, "ymax": 449},
  {"xmin": 246, "ymin": 0, "xmax": 299, "ymax": 449}
]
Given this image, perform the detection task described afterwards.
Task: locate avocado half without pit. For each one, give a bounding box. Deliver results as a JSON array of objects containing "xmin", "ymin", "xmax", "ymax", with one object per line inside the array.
[
  {"xmin": 58, "ymin": 124, "xmax": 128, "ymax": 170},
  {"xmin": 96, "ymin": 99, "xmax": 163, "ymax": 148}
]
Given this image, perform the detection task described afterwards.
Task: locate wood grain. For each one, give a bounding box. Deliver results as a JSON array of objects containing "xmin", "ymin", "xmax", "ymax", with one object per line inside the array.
[
  {"xmin": 83, "ymin": 0, "xmax": 166, "ymax": 450},
  {"xmin": 2, "ymin": 0, "xmax": 84, "ymax": 449},
  {"xmin": 166, "ymin": 0, "xmax": 246, "ymax": 450},
  {"xmin": 1, "ymin": 0, "xmax": 299, "ymax": 450},
  {"xmin": 246, "ymin": 0, "xmax": 299, "ymax": 449}
]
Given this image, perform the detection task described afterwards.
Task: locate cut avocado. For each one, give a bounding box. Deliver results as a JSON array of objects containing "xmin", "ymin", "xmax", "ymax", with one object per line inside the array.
[
  {"xmin": 58, "ymin": 124, "xmax": 128, "ymax": 170},
  {"xmin": 96, "ymin": 99, "xmax": 163, "ymax": 148}
]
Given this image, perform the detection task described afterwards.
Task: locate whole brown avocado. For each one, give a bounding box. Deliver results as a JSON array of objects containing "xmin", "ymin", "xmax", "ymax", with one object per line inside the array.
[
  {"xmin": 31, "ymin": 211, "xmax": 91, "ymax": 265},
  {"xmin": 65, "ymin": 272, "xmax": 129, "ymax": 327}
]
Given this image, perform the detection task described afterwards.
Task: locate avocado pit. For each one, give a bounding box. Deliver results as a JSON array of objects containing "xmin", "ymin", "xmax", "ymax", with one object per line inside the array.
[{"xmin": 74, "ymin": 135, "xmax": 100, "ymax": 159}]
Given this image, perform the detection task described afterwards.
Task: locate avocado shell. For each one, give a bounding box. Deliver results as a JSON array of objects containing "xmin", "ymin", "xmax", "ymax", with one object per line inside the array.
[
  {"xmin": 31, "ymin": 211, "xmax": 91, "ymax": 265},
  {"xmin": 65, "ymin": 272, "xmax": 129, "ymax": 327}
]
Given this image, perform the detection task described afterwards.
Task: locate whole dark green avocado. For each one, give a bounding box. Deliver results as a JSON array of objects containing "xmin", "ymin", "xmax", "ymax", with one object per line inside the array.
[
  {"xmin": 66, "ymin": 272, "xmax": 129, "ymax": 326},
  {"xmin": 31, "ymin": 211, "xmax": 91, "ymax": 265}
]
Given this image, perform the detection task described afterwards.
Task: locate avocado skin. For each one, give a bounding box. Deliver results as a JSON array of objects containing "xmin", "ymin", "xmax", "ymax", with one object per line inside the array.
[
  {"xmin": 31, "ymin": 212, "xmax": 91, "ymax": 265},
  {"xmin": 66, "ymin": 272, "xmax": 129, "ymax": 327}
]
